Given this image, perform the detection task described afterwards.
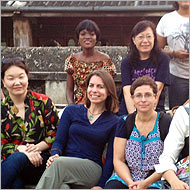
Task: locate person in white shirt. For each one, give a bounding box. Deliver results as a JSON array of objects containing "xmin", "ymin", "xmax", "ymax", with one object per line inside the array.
[
  {"xmin": 156, "ymin": 1, "xmax": 189, "ymax": 109},
  {"xmin": 155, "ymin": 101, "xmax": 189, "ymax": 189}
]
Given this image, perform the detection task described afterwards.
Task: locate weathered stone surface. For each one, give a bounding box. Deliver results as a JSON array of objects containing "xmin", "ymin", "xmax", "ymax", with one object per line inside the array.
[{"xmin": 1, "ymin": 46, "xmax": 129, "ymax": 81}]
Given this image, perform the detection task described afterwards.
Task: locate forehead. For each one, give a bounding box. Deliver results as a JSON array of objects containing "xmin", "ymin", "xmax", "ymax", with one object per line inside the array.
[
  {"xmin": 134, "ymin": 85, "xmax": 153, "ymax": 93},
  {"xmin": 137, "ymin": 27, "xmax": 153, "ymax": 35},
  {"xmin": 5, "ymin": 65, "xmax": 26, "ymax": 75},
  {"xmin": 89, "ymin": 75, "xmax": 104, "ymax": 84}
]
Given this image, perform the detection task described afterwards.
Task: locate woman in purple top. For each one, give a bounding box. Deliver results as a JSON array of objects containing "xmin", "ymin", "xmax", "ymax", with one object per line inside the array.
[
  {"xmin": 105, "ymin": 76, "xmax": 171, "ymax": 189},
  {"xmin": 36, "ymin": 70, "xmax": 119, "ymax": 189},
  {"xmin": 118, "ymin": 20, "xmax": 170, "ymax": 116}
]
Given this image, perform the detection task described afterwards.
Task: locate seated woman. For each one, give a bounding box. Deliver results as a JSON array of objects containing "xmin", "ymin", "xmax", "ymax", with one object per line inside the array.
[
  {"xmin": 155, "ymin": 101, "xmax": 189, "ymax": 189},
  {"xmin": 1, "ymin": 57, "xmax": 59, "ymax": 189},
  {"xmin": 36, "ymin": 69, "xmax": 120, "ymax": 189},
  {"xmin": 104, "ymin": 76, "xmax": 171, "ymax": 189}
]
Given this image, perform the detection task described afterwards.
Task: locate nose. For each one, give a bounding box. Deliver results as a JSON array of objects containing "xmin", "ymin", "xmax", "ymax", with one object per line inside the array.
[
  {"xmin": 14, "ymin": 78, "xmax": 21, "ymax": 85},
  {"xmin": 141, "ymin": 95, "xmax": 146, "ymax": 101}
]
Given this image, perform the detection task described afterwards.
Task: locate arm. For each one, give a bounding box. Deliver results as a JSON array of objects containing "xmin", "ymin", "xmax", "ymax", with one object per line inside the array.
[
  {"xmin": 66, "ymin": 73, "xmax": 75, "ymax": 104},
  {"xmin": 113, "ymin": 137, "xmax": 134, "ymax": 186},
  {"xmin": 129, "ymin": 172, "xmax": 162, "ymax": 189},
  {"xmin": 155, "ymin": 81, "xmax": 164, "ymax": 108},
  {"xmin": 123, "ymin": 85, "xmax": 135, "ymax": 114},
  {"xmin": 155, "ymin": 106, "xmax": 189, "ymax": 174},
  {"xmin": 162, "ymin": 169, "xmax": 189, "ymax": 189},
  {"xmin": 157, "ymin": 34, "xmax": 189, "ymax": 60},
  {"xmin": 51, "ymin": 106, "xmax": 72, "ymax": 156}
]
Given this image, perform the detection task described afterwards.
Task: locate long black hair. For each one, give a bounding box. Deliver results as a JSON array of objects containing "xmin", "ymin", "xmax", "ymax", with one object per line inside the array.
[{"xmin": 128, "ymin": 20, "xmax": 161, "ymax": 67}]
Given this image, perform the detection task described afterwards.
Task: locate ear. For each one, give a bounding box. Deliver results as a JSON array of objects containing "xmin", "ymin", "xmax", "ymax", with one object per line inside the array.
[{"xmin": 132, "ymin": 37, "xmax": 137, "ymax": 46}]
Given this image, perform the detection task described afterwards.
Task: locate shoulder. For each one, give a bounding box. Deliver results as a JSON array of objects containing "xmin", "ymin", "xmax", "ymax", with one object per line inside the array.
[
  {"xmin": 160, "ymin": 11, "xmax": 177, "ymax": 21},
  {"xmin": 122, "ymin": 55, "xmax": 130, "ymax": 63},
  {"xmin": 28, "ymin": 90, "xmax": 50, "ymax": 102},
  {"xmin": 158, "ymin": 51, "xmax": 170, "ymax": 63},
  {"xmin": 65, "ymin": 104, "xmax": 85, "ymax": 113},
  {"xmin": 96, "ymin": 51, "xmax": 110, "ymax": 60}
]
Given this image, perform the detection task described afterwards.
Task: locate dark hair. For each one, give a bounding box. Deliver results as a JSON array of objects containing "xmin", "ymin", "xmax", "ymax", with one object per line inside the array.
[
  {"xmin": 85, "ymin": 69, "xmax": 119, "ymax": 113},
  {"xmin": 75, "ymin": 19, "xmax": 101, "ymax": 41},
  {"xmin": 129, "ymin": 20, "xmax": 161, "ymax": 67},
  {"xmin": 130, "ymin": 76, "xmax": 157, "ymax": 96},
  {"xmin": 173, "ymin": 1, "xmax": 179, "ymax": 10},
  {"xmin": 1, "ymin": 57, "xmax": 29, "ymax": 79}
]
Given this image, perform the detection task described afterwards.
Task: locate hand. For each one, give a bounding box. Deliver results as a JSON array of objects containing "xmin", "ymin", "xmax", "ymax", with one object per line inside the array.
[
  {"xmin": 46, "ymin": 154, "xmax": 59, "ymax": 168},
  {"xmin": 171, "ymin": 179, "xmax": 189, "ymax": 189},
  {"xmin": 16, "ymin": 145, "xmax": 27, "ymax": 152},
  {"xmin": 91, "ymin": 186, "xmax": 102, "ymax": 189},
  {"xmin": 173, "ymin": 50, "xmax": 189, "ymax": 59},
  {"xmin": 25, "ymin": 143, "xmax": 40, "ymax": 153},
  {"xmin": 129, "ymin": 180, "xmax": 148, "ymax": 189},
  {"xmin": 25, "ymin": 151, "xmax": 43, "ymax": 167}
]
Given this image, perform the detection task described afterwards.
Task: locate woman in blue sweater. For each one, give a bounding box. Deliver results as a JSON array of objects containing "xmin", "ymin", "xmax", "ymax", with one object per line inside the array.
[{"xmin": 36, "ymin": 69, "xmax": 119, "ymax": 189}]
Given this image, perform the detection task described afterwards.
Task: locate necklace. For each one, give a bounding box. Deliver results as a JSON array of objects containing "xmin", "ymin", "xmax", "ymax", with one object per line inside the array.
[{"xmin": 88, "ymin": 109, "xmax": 104, "ymax": 121}]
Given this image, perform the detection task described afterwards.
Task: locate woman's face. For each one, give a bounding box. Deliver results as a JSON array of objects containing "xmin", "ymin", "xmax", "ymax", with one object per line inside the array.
[
  {"xmin": 2, "ymin": 65, "xmax": 28, "ymax": 97},
  {"xmin": 78, "ymin": 29, "xmax": 97, "ymax": 49},
  {"xmin": 87, "ymin": 75, "xmax": 108, "ymax": 105},
  {"xmin": 132, "ymin": 27, "xmax": 155, "ymax": 56},
  {"xmin": 132, "ymin": 85, "xmax": 156, "ymax": 113}
]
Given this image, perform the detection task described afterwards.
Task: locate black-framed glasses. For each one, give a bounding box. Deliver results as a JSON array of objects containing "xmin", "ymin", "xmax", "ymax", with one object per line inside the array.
[{"xmin": 2, "ymin": 57, "xmax": 25, "ymax": 65}]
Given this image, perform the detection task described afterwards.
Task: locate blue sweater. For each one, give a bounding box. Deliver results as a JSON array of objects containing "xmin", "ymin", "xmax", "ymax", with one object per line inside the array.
[{"xmin": 51, "ymin": 104, "xmax": 119, "ymax": 188}]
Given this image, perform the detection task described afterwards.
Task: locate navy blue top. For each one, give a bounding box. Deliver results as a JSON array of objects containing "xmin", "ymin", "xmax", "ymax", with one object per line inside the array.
[
  {"xmin": 119, "ymin": 52, "xmax": 170, "ymax": 116},
  {"xmin": 51, "ymin": 104, "xmax": 119, "ymax": 187}
]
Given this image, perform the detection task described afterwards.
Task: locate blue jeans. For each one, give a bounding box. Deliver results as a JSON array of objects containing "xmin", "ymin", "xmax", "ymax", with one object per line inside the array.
[
  {"xmin": 1, "ymin": 152, "xmax": 48, "ymax": 189},
  {"xmin": 168, "ymin": 74, "xmax": 189, "ymax": 109}
]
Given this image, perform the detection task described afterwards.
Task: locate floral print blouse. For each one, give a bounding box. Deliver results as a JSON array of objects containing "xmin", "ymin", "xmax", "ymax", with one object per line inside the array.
[
  {"xmin": 1, "ymin": 90, "xmax": 59, "ymax": 160},
  {"xmin": 65, "ymin": 54, "xmax": 116, "ymax": 104}
]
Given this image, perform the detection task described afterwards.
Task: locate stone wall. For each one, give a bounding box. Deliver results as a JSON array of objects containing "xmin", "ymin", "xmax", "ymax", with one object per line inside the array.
[{"xmin": 1, "ymin": 47, "xmax": 129, "ymax": 104}]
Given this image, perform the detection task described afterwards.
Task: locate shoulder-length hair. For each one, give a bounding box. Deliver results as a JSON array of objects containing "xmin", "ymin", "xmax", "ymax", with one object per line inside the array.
[
  {"xmin": 85, "ymin": 69, "xmax": 119, "ymax": 113},
  {"xmin": 128, "ymin": 20, "xmax": 161, "ymax": 67},
  {"xmin": 1, "ymin": 57, "xmax": 29, "ymax": 80}
]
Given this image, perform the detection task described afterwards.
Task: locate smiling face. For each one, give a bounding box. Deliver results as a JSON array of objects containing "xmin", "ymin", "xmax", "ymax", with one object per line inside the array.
[
  {"xmin": 2, "ymin": 65, "xmax": 28, "ymax": 97},
  {"xmin": 132, "ymin": 85, "xmax": 157, "ymax": 113},
  {"xmin": 78, "ymin": 29, "xmax": 97, "ymax": 49},
  {"xmin": 87, "ymin": 75, "xmax": 108, "ymax": 105},
  {"xmin": 132, "ymin": 27, "xmax": 155, "ymax": 58}
]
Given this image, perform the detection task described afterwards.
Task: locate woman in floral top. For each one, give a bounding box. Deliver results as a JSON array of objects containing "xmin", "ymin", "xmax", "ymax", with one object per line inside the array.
[
  {"xmin": 1, "ymin": 57, "xmax": 59, "ymax": 189},
  {"xmin": 65, "ymin": 19, "xmax": 116, "ymax": 104}
]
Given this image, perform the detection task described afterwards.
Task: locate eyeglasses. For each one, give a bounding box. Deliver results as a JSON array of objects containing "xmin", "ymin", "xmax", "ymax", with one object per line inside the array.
[
  {"xmin": 136, "ymin": 34, "xmax": 154, "ymax": 41},
  {"xmin": 2, "ymin": 57, "xmax": 25, "ymax": 65},
  {"xmin": 133, "ymin": 92, "xmax": 156, "ymax": 100}
]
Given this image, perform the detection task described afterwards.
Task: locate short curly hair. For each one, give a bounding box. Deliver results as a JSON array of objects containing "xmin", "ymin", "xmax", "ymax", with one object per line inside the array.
[
  {"xmin": 130, "ymin": 76, "xmax": 158, "ymax": 96},
  {"xmin": 75, "ymin": 19, "xmax": 101, "ymax": 41}
]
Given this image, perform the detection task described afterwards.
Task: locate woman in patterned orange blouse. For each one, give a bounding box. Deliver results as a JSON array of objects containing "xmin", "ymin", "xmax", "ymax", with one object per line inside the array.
[
  {"xmin": 1, "ymin": 57, "xmax": 59, "ymax": 189},
  {"xmin": 65, "ymin": 19, "xmax": 116, "ymax": 104}
]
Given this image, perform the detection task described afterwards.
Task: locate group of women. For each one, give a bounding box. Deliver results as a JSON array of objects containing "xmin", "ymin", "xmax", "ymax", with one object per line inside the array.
[{"xmin": 1, "ymin": 1, "xmax": 189, "ymax": 189}]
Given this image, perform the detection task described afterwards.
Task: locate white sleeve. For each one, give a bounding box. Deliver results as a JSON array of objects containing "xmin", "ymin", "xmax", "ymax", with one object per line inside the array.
[
  {"xmin": 154, "ymin": 106, "xmax": 189, "ymax": 173},
  {"xmin": 156, "ymin": 16, "xmax": 165, "ymax": 37}
]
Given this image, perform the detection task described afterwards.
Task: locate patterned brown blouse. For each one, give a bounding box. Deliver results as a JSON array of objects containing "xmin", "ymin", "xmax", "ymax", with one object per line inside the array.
[
  {"xmin": 1, "ymin": 90, "xmax": 59, "ymax": 160},
  {"xmin": 65, "ymin": 54, "xmax": 116, "ymax": 104}
]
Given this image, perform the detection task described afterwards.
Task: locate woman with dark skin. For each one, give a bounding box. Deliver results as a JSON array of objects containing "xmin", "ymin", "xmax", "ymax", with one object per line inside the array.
[{"xmin": 65, "ymin": 19, "xmax": 116, "ymax": 105}]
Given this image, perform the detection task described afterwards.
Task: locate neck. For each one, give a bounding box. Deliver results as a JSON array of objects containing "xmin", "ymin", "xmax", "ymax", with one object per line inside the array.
[
  {"xmin": 9, "ymin": 92, "xmax": 27, "ymax": 105},
  {"xmin": 136, "ymin": 110, "xmax": 156, "ymax": 122},
  {"xmin": 178, "ymin": 8, "xmax": 189, "ymax": 18},
  {"xmin": 82, "ymin": 48, "xmax": 96, "ymax": 57},
  {"xmin": 139, "ymin": 52, "xmax": 150, "ymax": 60},
  {"xmin": 89, "ymin": 103, "xmax": 106, "ymax": 114}
]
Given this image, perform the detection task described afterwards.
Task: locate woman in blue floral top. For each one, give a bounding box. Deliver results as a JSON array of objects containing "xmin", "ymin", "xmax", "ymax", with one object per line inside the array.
[{"xmin": 1, "ymin": 57, "xmax": 59, "ymax": 189}]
